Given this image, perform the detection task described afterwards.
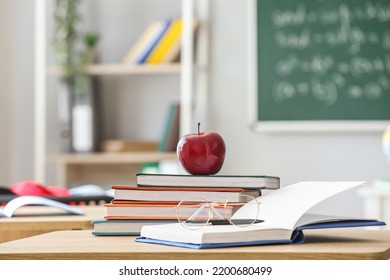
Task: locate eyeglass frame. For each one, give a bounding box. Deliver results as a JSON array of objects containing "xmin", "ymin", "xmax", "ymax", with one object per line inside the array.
[{"xmin": 175, "ymin": 194, "xmax": 263, "ymax": 229}]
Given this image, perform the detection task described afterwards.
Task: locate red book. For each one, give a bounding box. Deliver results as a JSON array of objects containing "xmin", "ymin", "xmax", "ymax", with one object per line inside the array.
[
  {"xmin": 104, "ymin": 200, "xmax": 242, "ymax": 220},
  {"xmin": 111, "ymin": 185, "xmax": 261, "ymax": 203}
]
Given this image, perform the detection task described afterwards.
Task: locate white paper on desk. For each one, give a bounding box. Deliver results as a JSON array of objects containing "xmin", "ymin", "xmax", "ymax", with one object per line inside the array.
[
  {"xmin": 0, "ymin": 196, "xmax": 84, "ymax": 218},
  {"xmin": 233, "ymin": 181, "xmax": 365, "ymax": 230}
]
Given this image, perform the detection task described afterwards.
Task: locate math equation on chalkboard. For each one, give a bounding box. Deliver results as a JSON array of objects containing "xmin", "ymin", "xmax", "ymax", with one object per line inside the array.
[{"xmin": 253, "ymin": 0, "xmax": 390, "ymax": 125}]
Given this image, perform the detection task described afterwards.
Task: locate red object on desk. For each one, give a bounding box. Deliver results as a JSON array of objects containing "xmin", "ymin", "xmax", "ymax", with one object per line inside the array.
[{"xmin": 10, "ymin": 181, "xmax": 70, "ymax": 196}]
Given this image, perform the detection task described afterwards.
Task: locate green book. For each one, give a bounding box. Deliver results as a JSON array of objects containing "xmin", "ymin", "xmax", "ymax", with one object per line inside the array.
[
  {"xmin": 158, "ymin": 102, "xmax": 180, "ymax": 152},
  {"xmin": 136, "ymin": 173, "xmax": 280, "ymax": 190},
  {"xmin": 91, "ymin": 218, "xmax": 177, "ymax": 236}
]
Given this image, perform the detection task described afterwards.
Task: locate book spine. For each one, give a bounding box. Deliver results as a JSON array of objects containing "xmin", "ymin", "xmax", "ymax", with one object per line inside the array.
[
  {"xmin": 146, "ymin": 18, "xmax": 183, "ymax": 64},
  {"xmin": 122, "ymin": 21, "xmax": 160, "ymax": 64},
  {"xmin": 137, "ymin": 20, "xmax": 172, "ymax": 64},
  {"xmin": 158, "ymin": 102, "xmax": 179, "ymax": 152}
]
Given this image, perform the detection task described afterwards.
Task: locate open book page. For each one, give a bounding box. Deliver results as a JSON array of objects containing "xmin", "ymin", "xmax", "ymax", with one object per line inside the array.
[
  {"xmin": 0, "ymin": 196, "xmax": 84, "ymax": 218},
  {"xmin": 232, "ymin": 181, "xmax": 365, "ymax": 230},
  {"xmin": 140, "ymin": 220, "xmax": 291, "ymax": 244},
  {"xmin": 295, "ymin": 213, "xmax": 358, "ymax": 227}
]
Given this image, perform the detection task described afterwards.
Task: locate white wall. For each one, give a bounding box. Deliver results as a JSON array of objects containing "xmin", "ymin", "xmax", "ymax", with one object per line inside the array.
[
  {"xmin": 0, "ymin": 0, "xmax": 35, "ymax": 186},
  {"xmin": 0, "ymin": 0, "xmax": 13, "ymax": 185}
]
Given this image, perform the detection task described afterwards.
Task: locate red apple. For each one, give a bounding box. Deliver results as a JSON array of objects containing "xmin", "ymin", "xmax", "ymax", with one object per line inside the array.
[{"xmin": 177, "ymin": 123, "xmax": 226, "ymax": 175}]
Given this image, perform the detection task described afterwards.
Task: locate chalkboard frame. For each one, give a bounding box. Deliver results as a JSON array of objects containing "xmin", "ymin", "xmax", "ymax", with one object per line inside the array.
[{"xmin": 247, "ymin": 0, "xmax": 390, "ymax": 132}]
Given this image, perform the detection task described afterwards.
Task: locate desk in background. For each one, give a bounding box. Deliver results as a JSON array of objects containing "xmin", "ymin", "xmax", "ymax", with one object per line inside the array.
[
  {"xmin": 0, "ymin": 206, "xmax": 105, "ymax": 243},
  {"xmin": 359, "ymin": 184, "xmax": 390, "ymax": 230},
  {"xmin": 0, "ymin": 229, "xmax": 389, "ymax": 260}
]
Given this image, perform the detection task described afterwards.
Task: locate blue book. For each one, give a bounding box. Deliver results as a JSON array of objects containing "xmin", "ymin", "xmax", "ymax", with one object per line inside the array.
[
  {"xmin": 136, "ymin": 181, "xmax": 386, "ymax": 249},
  {"xmin": 136, "ymin": 19, "xmax": 172, "ymax": 64}
]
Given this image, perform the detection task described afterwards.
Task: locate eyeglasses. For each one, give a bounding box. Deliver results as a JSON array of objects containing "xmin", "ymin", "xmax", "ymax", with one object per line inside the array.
[{"xmin": 175, "ymin": 194, "xmax": 262, "ymax": 229}]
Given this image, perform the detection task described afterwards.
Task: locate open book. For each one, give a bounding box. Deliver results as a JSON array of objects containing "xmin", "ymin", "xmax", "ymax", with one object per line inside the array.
[
  {"xmin": 0, "ymin": 196, "xmax": 84, "ymax": 218},
  {"xmin": 136, "ymin": 181, "xmax": 386, "ymax": 249}
]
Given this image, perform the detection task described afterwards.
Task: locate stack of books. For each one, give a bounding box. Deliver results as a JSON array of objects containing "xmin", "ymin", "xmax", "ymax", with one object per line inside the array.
[
  {"xmin": 122, "ymin": 18, "xmax": 198, "ymax": 65},
  {"xmin": 92, "ymin": 173, "xmax": 280, "ymax": 236}
]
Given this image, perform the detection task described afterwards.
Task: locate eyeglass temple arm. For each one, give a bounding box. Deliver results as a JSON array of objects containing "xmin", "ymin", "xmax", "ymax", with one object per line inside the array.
[
  {"xmin": 210, "ymin": 205, "xmax": 224, "ymax": 219},
  {"xmin": 186, "ymin": 203, "xmax": 226, "ymax": 221},
  {"xmin": 187, "ymin": 204, "xmax": 210, "ymax": 221}
]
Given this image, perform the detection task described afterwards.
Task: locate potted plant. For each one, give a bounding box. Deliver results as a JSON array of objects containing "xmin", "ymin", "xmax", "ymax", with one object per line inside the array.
[{"xmin": 53, "ymin": 0, "xmax": 99, "ymax": 153}]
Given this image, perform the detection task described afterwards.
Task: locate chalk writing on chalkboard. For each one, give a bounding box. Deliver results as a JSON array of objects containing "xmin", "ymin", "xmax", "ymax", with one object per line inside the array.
[{"xmin": 253, "ymin": 0, "xmax": 390, "ymax": 127}]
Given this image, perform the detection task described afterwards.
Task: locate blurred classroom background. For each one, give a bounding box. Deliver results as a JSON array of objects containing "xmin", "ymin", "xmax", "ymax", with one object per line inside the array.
[{"xmin": 1, "ymin": 0, "xmax": 389, "ymax": 219}]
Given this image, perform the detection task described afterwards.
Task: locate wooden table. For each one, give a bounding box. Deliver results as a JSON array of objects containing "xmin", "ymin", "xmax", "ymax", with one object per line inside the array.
[
  {"xmin": 0, "ymin": 206, "xmax": 105, "ymax": 243},
  {"xmin": 0, "ymin": 229, "xmax": 389, "ymax": 260}
]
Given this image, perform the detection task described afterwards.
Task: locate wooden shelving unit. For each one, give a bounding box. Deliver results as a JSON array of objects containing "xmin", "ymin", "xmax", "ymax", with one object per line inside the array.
[
  {"xmin": 47, "ymin": 152, "xmax": 177, "ymax": 165},
  {"xmin": 45, "ymin": 61, "xmax": 182, "ymax": 187},
  {"xmin": 45, "ymin": 61, "xmax": 183, "ymax": 187},
  {"xmin": 47, "ymin": 63, "xmax": 181, "ymax": 76},
  {"xmin": 47, "ymin": 152, "xmax": 178, "ymax": 188},
  {"xmin": 34, "ymin": 1, "xmax": 209, "ymax": 188}
]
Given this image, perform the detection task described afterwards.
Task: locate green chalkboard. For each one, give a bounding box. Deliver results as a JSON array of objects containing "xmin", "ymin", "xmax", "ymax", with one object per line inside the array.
[{"xmin": 252, "ymin": 0, "xmax": 390, "ymax": 129}]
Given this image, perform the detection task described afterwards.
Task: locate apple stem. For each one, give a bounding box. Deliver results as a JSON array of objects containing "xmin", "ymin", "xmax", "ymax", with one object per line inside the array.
[{"xmin": 197, "ymin": 123, "xmax": 200, "ymax": 135}]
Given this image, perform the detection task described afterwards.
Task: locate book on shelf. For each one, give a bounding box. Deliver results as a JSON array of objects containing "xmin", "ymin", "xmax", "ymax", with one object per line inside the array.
[
  {"xmin": 158, "ymin": 102, "xmax": 180, "ymax": 152},
  {"xmin": 91, "ymin": 218, "xmax": 177, "ymax": 236},
  {"xmin": 0, "ymin": 196, "xmax": 83, "ymax": 218},
  {"xmin": 146, "ymin": 18, "xmax": 183, "ymax": 64},
  {"xmin": 136, "ymin": 181, "xmax": 386, "ymax": 249},
  {"xmin": 111, "ymin": 185, "xmax": 261, "ymax": 203},
  {"xmin": 159, "ymin": 17, "xmax": 199, "ymax": 63},
  {"xmin": 101, "ymin": 140, "xmax": 158, "ymax": 153},
  {"xmin": 122, "ymin": 20, "xmax": 171, "ymax": 64},
  {"xmin": 136, "ymin": 173, "xmax": 280, "ymax": 190},
  {"xmin": 122, "ymin": 17, "xmax": 198, "ymax": 65},
  {"xmin": 104, "ymin": 200, "xmax": 242, "ymax": 220}
]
